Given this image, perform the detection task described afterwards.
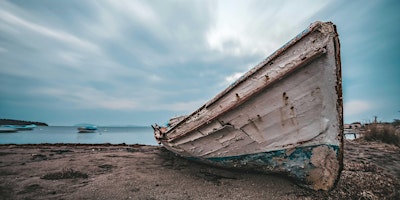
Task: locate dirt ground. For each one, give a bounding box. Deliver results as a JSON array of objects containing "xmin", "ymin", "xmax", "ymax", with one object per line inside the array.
[{"xmin": 0, "ymin": 140, "xmax": 399, "ymax": 200}]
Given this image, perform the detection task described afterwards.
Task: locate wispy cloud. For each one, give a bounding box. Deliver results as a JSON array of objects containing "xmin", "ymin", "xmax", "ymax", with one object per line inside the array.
[
  {"xmin": 206, "ymin": 0, "xmax": 330, "ymax": 56},
  {"xmin": 0, "ymin": 10, "xmax": 100, "ymax": 53},
  {"xmin": 225, "ymin": 72, "xmax": 244, "ymax": 84},
  {"xmin": 344, "ymin": 100, "xmax": 371, "ymax": 116},
  {"xmin": 36, "ymin": 86, "xmax": 137, "ymax": 110}
]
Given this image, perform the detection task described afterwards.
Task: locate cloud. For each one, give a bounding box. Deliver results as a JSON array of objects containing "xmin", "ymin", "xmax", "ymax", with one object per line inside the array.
[
  {"xmin": 36, "ymin": 86, "xmax": 137, "ymax": 110},
  {"xmin": 344, "ymin": 100, "xmax": 371, "ymax": 116},
  {"xmin": 105, "ymin": 0, "xmax": 158, "ymax": 25},
  {"xmin": 0, "ymin": 10, "xmax": 100, "ymax": 54},
  {"xmin": 206, "ymin": 0, "xmax": 330, "ymax": 56},
  {"xmin": 0, "ymin": 46, "xmax": 7, "ymax": 53},
  {"xmin": 225, "ymin": 72, "xmax": 244, "ymax": 84},
  {"xmin": 157, "ymin": 100, "xmax": 206, "ymax": 112}
]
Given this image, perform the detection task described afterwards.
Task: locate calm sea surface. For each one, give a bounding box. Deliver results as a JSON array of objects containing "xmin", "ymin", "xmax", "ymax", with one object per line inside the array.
[{"xmin": 0, "ymin": 126, "xmax": 158, "ymax": 145}]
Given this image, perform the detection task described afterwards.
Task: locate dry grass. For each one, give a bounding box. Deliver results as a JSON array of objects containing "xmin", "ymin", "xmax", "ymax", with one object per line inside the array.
[{"xmin": 364, "ymin": 124, "xmax": 400, "ymax": 147}]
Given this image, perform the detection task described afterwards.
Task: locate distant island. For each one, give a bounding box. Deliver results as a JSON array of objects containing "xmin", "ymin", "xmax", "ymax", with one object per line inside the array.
[{"xmin": 0, "ymin": 119, "xmax": 48, "ymax": 126}]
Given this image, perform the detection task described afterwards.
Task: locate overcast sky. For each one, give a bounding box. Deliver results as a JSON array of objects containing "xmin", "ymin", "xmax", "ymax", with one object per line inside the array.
[{"xmin": 1, "ymin": 0, "xmax": 399, "ymax": 126}]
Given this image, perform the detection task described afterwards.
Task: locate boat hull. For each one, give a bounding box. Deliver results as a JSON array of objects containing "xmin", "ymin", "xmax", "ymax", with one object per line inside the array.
[
  {"xmin": 77, "ymin": 126, "xmax": 97, "ymax": 133},
  {"xmin": 155, "ymin": 21, "xmax": 343, "ymax": 191},
  {"xmin": 0, "ymin": 127, "xmax": 18, "ymax": 133},
  {"xmin": 78, "ymin": 130, "xmax": 96, "ymax": 133},
  {"xmin": 166, "ymin": 143, "xmax": 340, "ymax": 190},
  {"xmin": 2, "ymin": 124, "xmax": 36, "ymax": 131}
]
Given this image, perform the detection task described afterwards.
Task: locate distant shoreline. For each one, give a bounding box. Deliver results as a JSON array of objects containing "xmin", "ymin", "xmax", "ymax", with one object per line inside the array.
[{"xmin": 0, "ymin": 119, "xmax": 48, "ymax": 126}]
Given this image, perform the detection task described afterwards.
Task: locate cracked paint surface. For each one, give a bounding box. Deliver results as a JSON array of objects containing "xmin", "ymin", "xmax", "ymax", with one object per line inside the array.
[{"xmin": 188, "ymin": 144, "xmax": 340, "ymax": 190}]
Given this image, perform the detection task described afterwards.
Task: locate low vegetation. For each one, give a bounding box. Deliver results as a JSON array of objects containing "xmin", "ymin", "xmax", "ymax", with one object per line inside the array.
[{"xmin": 364, "ymin": 123, "xmax": 400, "ymax": 147}]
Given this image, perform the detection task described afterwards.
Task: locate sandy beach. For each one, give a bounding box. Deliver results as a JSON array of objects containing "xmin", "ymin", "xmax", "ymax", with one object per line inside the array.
[{"xmin": 0, "ymin": 140, "xmax": 399, "ymax": 200}]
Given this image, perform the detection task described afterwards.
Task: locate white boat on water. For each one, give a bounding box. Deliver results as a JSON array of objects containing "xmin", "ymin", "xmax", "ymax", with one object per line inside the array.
[
  {"xmin": 2, "ymin": 124, "xmax": 36, "ymax": 131},
  {"xmin": 0, "ymin": 126, "xmax": 18, "ymax": 133},
  {"xmin": 153, "ymin": 21, "xmax": 343, "ymax": 191}
]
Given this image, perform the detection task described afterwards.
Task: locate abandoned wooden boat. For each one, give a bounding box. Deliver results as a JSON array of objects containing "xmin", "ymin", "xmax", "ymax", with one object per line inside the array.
[{"xmin": 153, "ymin": 21, "xmax": 343, "ymax": 191}]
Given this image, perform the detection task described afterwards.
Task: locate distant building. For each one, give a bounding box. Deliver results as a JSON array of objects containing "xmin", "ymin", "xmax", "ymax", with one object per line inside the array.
[
  {"xmin": 344, "ymin": 122, "xmax": 362, "ymax": 130},
  {"xmin": 344, "ymin": 122, "xmax": 363, "ymax": 140}
]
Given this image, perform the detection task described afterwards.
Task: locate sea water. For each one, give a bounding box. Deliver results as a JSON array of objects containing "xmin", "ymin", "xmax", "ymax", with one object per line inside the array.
[{"xmin": 0, "ymin": 126, "xmax": 158, "ymax": 145}]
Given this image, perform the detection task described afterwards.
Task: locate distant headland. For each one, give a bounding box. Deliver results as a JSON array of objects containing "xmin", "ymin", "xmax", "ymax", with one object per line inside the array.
[{"xmin": 0, "ymin": 119, "xmax": 48, "ymax": 126}]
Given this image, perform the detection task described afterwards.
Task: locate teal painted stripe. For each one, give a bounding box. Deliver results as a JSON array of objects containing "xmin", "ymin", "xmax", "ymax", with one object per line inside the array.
[
  {"xmin": 187, "ymin": 144, "xmax": 340, "ymax": 181},
  {"xmin": 206, "ymin": 144, "xmax": 339, "ymax": 162}
]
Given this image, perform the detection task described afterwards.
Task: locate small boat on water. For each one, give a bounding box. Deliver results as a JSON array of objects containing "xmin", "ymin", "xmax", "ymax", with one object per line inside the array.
[
  {"xmin": 2, "ymin": 124, "xmax": 36, "ymax": 131},
  {"xmin": 77, "ymin": 125, "xmax": 97, "ymax": 133},
  {"xmin": 153, "ymin": 21, "xmax": 343, "ymax": 191},
  {"xmin": 18, "ymin": 124, "xmax": 36, "ymax": 130},
  {"xmin": 0, "ymin": 126, "xmax": 18, "ymax": 133}
]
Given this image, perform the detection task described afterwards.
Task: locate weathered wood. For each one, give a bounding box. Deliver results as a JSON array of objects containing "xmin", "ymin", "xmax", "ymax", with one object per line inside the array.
[{"xmin": 154, "ymin": 21, "xmax": 343, "ymax": 191}]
